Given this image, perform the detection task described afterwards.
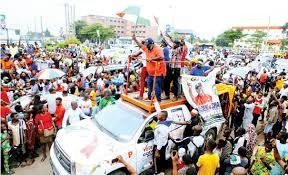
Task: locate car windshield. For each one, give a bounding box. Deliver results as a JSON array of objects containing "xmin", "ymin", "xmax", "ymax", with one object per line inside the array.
[{"xmin": 95, "ymin": 102, "xmax": 145, "ymax": 142}]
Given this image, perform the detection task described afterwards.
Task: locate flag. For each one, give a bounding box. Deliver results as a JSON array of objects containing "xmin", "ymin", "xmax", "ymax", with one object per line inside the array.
[
  {"xmin": 154, "ymin": 16, "xmax": 159, "ymax": 26},
  {"xmin": 124, "ymin": 6, "xmax": 140, "ymax": 16},
  {"xmin": 116, "ymin": 11, "xmax": 125, "ymax": 18},
  {"xmin": 137, "ymin": 17, "xmax": 150, "ymax": 26},
  {"xmin": 15, "ymin": 29, "xmax": 20, "ymax": 35},
  {"xmin": 116, "ymin": 6, "xmax": 140, "ymax": 19}
]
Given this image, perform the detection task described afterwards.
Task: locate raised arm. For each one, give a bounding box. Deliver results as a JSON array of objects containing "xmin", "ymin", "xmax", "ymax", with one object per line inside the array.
[{"xmin": 132, "ymin": 34, "xmax": 144, "ymax": 48}]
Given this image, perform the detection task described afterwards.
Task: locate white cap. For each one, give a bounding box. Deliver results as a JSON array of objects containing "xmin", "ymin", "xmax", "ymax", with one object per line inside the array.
[{"xmin": 191, "ymin": 109, "xmax": 198, "ymax": 115}]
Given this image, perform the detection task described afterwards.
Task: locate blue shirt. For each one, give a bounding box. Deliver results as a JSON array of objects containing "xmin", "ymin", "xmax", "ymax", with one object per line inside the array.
[
  {"xmin": 190, "ymin": 66, "xmax": 210, "ymax": 76},
  {"xmin": 163, "ymin": 47, "xmax": 170, "ymax": 62}
]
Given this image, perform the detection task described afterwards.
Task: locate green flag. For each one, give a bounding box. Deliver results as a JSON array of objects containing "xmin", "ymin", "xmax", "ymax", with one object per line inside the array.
[
  {"xmin": 137, "ymin": 17, "xmax": 151, "ymax": 26},
  {"xmin": 124, "ymin": 6, "xmax": 140, "ymax": 16},
  {"xmin": 15, "ymin": 29, "xmax": 20, "ymax": 35}
]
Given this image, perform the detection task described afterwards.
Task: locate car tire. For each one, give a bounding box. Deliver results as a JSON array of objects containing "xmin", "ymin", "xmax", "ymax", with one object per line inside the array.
[
  {"xmin": 109, "ymin": 170, "xmax": 128, "ymax": 175},
  {"xmin": 205, "ymin": 128, "xmax": 216, "ymax": 140}
]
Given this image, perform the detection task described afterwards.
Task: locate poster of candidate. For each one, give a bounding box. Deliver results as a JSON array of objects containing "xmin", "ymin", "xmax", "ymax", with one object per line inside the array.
[{"xmin": 181, "ymin": 74, "xmax": 223, "ymax": 122}]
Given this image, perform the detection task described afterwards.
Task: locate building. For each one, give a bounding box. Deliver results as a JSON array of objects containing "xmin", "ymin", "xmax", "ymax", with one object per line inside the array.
[
  {"xmin": 81, "ymin": 15, "xmax": 158, "ymax": 40},
  {"xmin": 232, "ymin": 26, "xmax": 285, "ymax": 44}
]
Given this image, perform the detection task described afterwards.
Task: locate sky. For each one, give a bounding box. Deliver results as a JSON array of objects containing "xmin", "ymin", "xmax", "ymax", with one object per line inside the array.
[{"xmin": 0, "ymin": 0, "xmax": 287, "ymax": 39}]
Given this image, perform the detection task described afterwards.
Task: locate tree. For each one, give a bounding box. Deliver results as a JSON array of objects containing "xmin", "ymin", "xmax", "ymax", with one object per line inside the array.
[
  {"xmin": 215, "ymin": 34, "xmax": 229, "ymax": 47},
  {"xmin": 281, "ymin": 38, "xmax": 288, "ymax": 50},
  {"xmin": 215, "ymin": 28, "xmax": 244, "ymax": 47},
  {"xmin": 222, "ymin": 28, "xmax": 245, "ymax": 45},
  {"xmin": 282, "ymin": 22, "xmax": 288, "ymax": 37},
  {"xmin": 44, "ymin": 28, "xmax": 51, "ymax": 37},
  {"xmin": 74, "ymin": 20, "xmax": 88, "ymax": 41},
  {"xmin": 247, "ymin": 30, "xmax": 267, "ymax": 51},
  {"xmin": 63, "ymin": 37, "xmax": 81, "ymax": 46},
  {"xmin": 79, "ymin": 23, "xmax": 114, "ymax": 42}
]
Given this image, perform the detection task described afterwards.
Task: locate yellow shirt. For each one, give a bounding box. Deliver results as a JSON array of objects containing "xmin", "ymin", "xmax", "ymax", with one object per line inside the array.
[
  {"xmin": 276, "ymin": 79, "xmax": 284, "ymax": 90},
  {"xmin": 90, "ymin": 90, "xmax": 97, "ymax": 107},
  {"xmin": 196, "ymin": 153, "xmax": 220, "ymax": 175}
]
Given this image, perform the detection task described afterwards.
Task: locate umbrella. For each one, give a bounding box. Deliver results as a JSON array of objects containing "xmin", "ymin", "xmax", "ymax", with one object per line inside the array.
[
  {"xmin": 36, "ymin": 68, "xmax": 65, "ymax": 80},
  {"xmin": 81, "ymin": 66, "xmax": 104, "ymax": 77}
]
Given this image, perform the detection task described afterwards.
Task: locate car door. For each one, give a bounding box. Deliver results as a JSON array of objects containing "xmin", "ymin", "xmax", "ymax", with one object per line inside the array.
[
  {"xmin": 165, "ymin": 106, "xmax": 189, "ymax": 159},
  {"xmin": 135, "ymin": 115, "xmax": 157, "ymax": 173}
]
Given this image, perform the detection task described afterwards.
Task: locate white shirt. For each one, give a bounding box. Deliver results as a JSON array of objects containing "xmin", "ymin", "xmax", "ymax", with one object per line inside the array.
[
  {"xmin": 43, "ymin": 93, "xmax": 59, "ymax": 114},
  {"xmin": 8, "ymin": 120, "xmax": 27, "ymax": 147},
  {"xmin": 62, "ymin": 107, "xmax": 90, "ymax": 128},
  {"xmin": 78, "ymin": 99, "xmax": 92, "ymax": 115},
  {"xmin": 280, "ymin": 87, "xmax": 288, "ymax": 97},
  {"xmin": 233, "ymin": 136, "xmax": 245, "ymax": 154},
  {"xmin": 62, "ymin": 95, "xmax": 73, "ymax": 110},
  {"xmin": 97, "ymin": 78, "xmax": 104, "ymax": 89},
  {"xmin": 154, "ymin": 122, "xmax": 170, "ymax": 150},
  {"xmin": 187, "ymin": 135, "xmax": 205, "ymax": 156},
  {"xmin": 62, "ymin": 83, "xmax": 68, "ymax": 91},
  {"xmin": 243, "ymin": 103, "xmax": 255, "ymax": 128}
]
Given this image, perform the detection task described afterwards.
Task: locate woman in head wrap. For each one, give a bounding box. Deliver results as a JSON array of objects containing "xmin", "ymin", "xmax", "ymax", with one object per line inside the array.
[{"xmin": 245, "ymin": 124, "xmax": 257, "ymax": 158}]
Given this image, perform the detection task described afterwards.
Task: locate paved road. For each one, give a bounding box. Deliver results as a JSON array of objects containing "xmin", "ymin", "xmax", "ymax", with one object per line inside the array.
[{"xmin": 14, "ymin": 121, "xmax": 266, "ymax": 175}]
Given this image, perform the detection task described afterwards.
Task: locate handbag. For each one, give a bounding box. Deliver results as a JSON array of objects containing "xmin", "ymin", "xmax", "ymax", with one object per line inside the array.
[{"xmin": 40, "ymin": 120, "xmax": 55, "ymax": 137}]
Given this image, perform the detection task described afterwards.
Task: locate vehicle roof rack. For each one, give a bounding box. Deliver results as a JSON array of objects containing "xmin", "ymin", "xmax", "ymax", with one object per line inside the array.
[{"xmin": 121, "ymin": 92, "xmax": 187, "ymax": 113}]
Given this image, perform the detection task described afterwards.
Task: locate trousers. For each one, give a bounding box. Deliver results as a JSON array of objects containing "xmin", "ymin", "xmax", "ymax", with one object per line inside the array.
[
  {"xmin": 139, "ymin": 67, "xmax": 148, "ymax": 97},
  {"xmin": 147, "ymin": 75, "xmax": 163, "ymax": 101}
]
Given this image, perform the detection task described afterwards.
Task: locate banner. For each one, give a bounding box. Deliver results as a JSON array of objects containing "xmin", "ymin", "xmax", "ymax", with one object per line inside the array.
[{"xmin": 181, "ymin": 74, "xmax": 223, "ymax": 122}]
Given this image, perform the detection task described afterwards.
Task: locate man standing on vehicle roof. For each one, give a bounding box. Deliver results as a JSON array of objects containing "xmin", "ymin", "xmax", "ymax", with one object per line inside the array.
[
  {"xmin": 154, "ymin": 111, "xmax": 171, "ymax": 174},
  {"xmin": 132, "ymin": 34, "xmax": 166, "ymax": 102}
]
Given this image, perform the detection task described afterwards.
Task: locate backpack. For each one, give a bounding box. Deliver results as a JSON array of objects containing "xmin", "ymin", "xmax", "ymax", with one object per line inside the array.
[{"xmin": 190, "ymin": 136, "xmax": 205, "ymax": 164}]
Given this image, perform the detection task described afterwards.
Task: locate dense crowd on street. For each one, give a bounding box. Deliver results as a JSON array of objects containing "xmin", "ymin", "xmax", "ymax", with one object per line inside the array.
[{"xmin": 1, "ymin": 34, "xmax": 288, "ymax": 175}]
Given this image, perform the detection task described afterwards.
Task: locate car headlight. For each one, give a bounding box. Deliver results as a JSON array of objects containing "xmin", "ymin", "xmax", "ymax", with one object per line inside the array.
[{"xmin": 71, "ymin": 161, "xmax": 76, "ymax": 175}]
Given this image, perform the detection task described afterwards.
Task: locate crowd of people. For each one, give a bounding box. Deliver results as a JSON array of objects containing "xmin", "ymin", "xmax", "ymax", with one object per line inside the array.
[{"xmin": 1, "ymin": 34, "xmax": 288, "ymax": 175}]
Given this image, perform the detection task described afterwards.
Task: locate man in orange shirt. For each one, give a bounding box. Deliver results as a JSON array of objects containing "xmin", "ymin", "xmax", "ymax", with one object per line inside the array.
[
  {"xmin": 53, "ymin": 97, "xmax": 66, "ymax": 130},
  {"xmin": 188, "ymin": 82, "xmax": 212, "ymax": 106},
  {"xmin": 132, "ymin": 35, "xmax": 165, "ymax": 102},
  {"xmin": 0, "ymin": 54, "xmax": 14, "ymax": 79}
]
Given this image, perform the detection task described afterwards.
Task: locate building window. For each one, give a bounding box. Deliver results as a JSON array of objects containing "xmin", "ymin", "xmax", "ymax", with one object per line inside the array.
[
  {"xmin": 114, "ymin": 20, "xmax": 116, "ymax": 22},
  {"xmin": 121, "ymin": 31, "xmax": 124, "ymax": 33}
]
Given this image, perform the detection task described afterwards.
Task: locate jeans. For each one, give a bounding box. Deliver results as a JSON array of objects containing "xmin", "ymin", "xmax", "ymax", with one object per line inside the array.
[{"xmin": 147, "ymin": 75, "xmax": 163, "ymax": 101}]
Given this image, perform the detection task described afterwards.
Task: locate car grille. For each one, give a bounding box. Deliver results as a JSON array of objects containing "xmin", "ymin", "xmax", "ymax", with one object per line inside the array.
[{"xmin": 54, "ymin": 142, "xmax": 71, "ymax": 173}]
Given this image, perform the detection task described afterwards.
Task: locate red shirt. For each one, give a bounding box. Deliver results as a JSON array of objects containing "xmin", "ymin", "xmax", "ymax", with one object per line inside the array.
[
  {"xmin": 1, "ymin": 90, "xmax": 10, "ymax": 104},
  {"xmin": 259, "ymin": 73, "xmax": 267, "ymax": 83},
  {"xmin": 253, "ymin": 98, "xmax": 263, "ymax": 115},
  {"xmin": 1, "ymin": 105, "xmax": 11, "ymax": 119},
  {"xmin": 35, "ymin": 112, "xmax": 53, "ymax": 130},
  {"xmin": 181, "ymin": 47, "xmax": 187, "ymax": 67},
  {"xmin": 54, "ymin": 105, "xmax": 65, "ymax": 127},
  {"xmin": 56, "ymin": 86, "xmax": 64, "ymax": 92}
]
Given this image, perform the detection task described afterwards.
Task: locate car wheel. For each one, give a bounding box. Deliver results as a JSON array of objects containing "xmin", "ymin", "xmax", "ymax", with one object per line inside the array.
[
  {"xmin": 205, "ymin": 129, "xmax": 216, "ymax": 140},
  {"xmin": 109, "ymin": 170, "xmax": 128, "ymax": 175}
]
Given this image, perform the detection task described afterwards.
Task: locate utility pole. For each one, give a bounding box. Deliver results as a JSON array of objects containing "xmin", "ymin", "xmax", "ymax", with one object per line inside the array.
[
  {"xmin": 40, "ymin": 16, "xmax": 44, "ymax": 45},
  {"xmin": 65, "ymin": 3, "xmax": 68, "ymax": 38}
]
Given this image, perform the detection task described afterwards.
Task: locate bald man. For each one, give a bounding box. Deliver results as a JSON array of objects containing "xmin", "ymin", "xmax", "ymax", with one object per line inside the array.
[
  {"xmin": 62, "ymin": 101, "xmax": 90, "ymax": 128},
  {"xmin": 232, "ymin": 167, "xmax": 247, "ymax": 175}
]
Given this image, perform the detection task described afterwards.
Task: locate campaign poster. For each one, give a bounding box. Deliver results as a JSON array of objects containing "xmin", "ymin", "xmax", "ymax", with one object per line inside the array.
[{"xmin": 181, "ymin": 74, "xmax": 223, "ymax": 122}]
